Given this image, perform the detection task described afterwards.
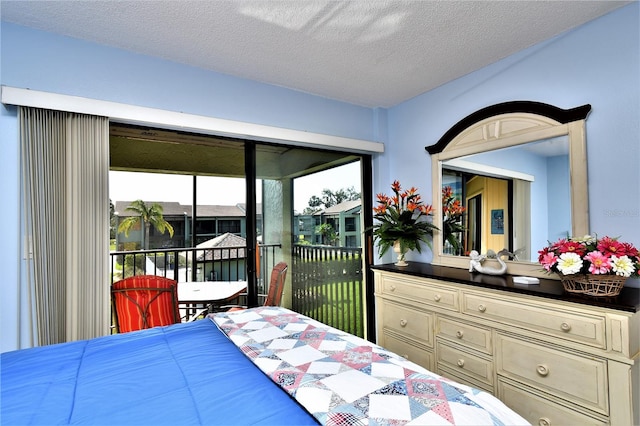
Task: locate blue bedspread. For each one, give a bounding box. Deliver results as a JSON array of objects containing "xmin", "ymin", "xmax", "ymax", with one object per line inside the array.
[{"xmin": 1, "ymin": 319, "xmax": 318, "ymax": 425}]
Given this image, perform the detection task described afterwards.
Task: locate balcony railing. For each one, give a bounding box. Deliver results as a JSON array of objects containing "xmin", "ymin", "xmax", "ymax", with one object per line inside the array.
[
  {"xmin": 111, "ymin": 244, "xmax": 280, "ymax": 282},
  {"xmin": 292, "ymin": 244, "xmax": 363, "ymax": 337},
  {"xmin": 109, "ymin": 243, "xmax": 364, "ymax": 337}
]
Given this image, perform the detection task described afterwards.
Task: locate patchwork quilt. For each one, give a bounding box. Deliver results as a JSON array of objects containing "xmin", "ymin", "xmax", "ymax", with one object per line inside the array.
[{"xmin": 212, "ymin": 307, "xmax": 529, "ymax": 426}]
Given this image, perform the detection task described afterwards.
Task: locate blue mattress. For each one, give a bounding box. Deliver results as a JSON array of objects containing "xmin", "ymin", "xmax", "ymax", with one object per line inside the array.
[{"xmin": 1, "ymin": 319, "xmax": 318, "ymax": 425}]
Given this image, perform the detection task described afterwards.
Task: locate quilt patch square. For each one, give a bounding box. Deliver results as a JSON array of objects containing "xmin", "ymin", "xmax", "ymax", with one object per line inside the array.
[
  {"xmin": 306, "ymin": 360, "xmax": 342, "ymax": 375},
  {"xmin": 368, "ymin": 394, "xmax": 412, "ymax": 420},
  {"xmin": 371, "ymin": 361, "xmax": 405, "ymax": 379},
  {"xmin": 247, "ymin": 326, "xmax": 288, "ymax": 343},
  {"xmin": 223, "ymin": 311, "xmax": 262, "ymax": 323},
  {"xmin": 283, "ymin": 322, "xmax": 309, "ymax": 332},
  {"xmin": 254, "ymin": 357, "xmax": 282, "ymax": 373},
  {"xmin": 295, "ymin": 387, "xmax": 333, "ymax": 414},
  {"xmin": 279, "ymin": 345, "xmax": 327, "ymax": 367},
  {"xmin": 241, "ymin": 320, "xmax": 268, "ymax": 330},
  {"xmin": 267, "ymin": 338, "xmax": 298, "ymax": 350},
  {"xmin": 321, "ymin": 369, "xmax": 386, "ymax": 403},
  {"xmin": 318, "ymin": 340, "xmax": 348, "ymax": 352}
]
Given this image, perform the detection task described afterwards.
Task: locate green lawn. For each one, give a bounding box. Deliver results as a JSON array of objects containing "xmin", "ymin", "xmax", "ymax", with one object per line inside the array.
[{"xmin": 298, "ymin": 280, "xmax": 364, "ymax": 337}]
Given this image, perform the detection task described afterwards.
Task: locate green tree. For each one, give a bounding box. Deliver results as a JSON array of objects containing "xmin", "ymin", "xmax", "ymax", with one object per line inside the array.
[
  {"xmin": 316, "ymin": 223, "xmax": 337, "ymax": 246},
  {"xmin": 117, "ymin": 200, "xmax": 174, "ymax": 250},
  {"xmin": 305, "ymin": 187, "xmax": 360, "ymax": 214},
  {"xmin": 109, "ymin": 199, "xmax": 116, "ymax": 240}
]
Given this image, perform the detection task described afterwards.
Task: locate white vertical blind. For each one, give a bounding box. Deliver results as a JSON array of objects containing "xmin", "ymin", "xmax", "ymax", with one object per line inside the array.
[
  {"xmin": 20, "ymin": 107, "xmax": 110, "ymax": 345},
  {"xmin": 65, "ymin": 113, "xmax": 110, "ymax": 341}
]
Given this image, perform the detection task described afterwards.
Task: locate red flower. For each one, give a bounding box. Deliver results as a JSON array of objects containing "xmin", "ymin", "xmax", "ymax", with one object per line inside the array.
[
  {"xmin": 597, "ymin": 236, "xmax": 625, "ymax": 256},
  {"xmin": 442, "ymin": 186, "xmax": 453, "ymax": 199},
  {"xmin": 537, "ymin": 246, "xmax": 552, "ymax": 262},
  {"xmin": 376, "ymin": 193, "xmax": 389, "ymax": 204},
  {"xmin": 539, "ymin": 234, "xmax": 640, "ymax": 277},
  {"xmin": 370, "ymin": 181, "xmax": 437, "ymax": 257},
  {"xmin": 373, "ymin": 205, "xmax": 387, "ymax": 214},
  {"xmin": 621, "ymin": 242, "xmax": 639, "ymax": 258},
  {"xmin": 558, "ymin": 240, "xmax": 586, "ymax": 256},
  {"xmin": 419, "ymin": 204, "xmax": 433, "ymax": 215}
]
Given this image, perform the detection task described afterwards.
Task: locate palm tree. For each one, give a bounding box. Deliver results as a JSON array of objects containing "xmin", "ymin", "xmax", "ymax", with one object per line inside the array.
[
  {"xmin": 117, "ymin": 200, "xmax": 174, "ymax": 250},
  {"xmin": 316, "ymin": 223, "xmax": 337, "ymax": 246}
]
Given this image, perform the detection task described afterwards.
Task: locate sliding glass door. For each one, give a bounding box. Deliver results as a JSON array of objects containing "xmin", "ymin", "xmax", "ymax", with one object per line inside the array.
[{"xmin": 110, "ymin": 123, "xmax": 369, "ymax": 336}]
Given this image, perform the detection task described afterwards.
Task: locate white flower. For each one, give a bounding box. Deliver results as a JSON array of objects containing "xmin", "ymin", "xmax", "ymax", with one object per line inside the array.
[
  {"xmin": 611, "ymin": 255, "xmax": 635, "ymax": 277},
  {"xmin": 557, "ymin": 252, "xmax": 583, "ymax": 275},
  {"xmin": 576, "ymin": 235, "xmax": 596, "ymax": 245}
]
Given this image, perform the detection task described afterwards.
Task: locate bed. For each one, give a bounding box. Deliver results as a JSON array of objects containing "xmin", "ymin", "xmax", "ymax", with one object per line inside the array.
[{"xmin": 2, "ymin": 307, "xmax": 528, "ymax": 425}]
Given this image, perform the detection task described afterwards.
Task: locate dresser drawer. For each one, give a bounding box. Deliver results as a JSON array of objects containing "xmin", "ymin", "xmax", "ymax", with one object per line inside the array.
[
  {"xmin": 437, "ymin": 316, "xmax": 492, "ymax": 354},
  {"xmin": 380, "ymin": 275, "xmax": 458, "ymax": 311},
  {"xmin": 381, "ymin": 332, "xmax": 434, "ymax": 371},
  {"xmin": 496, "ymin": 334, "xmax": 608, "ymax": 414},
  {"xmin": 436, "ymin": 340, "xmax": 494, "ymax": 387},
  {"xmin": 437, "ymin": 365, "xmax": 493, "ymax": 393},
  {"xmin": 498, "ymin": 379, "xmax": 607, "ymax": 426},
  {"xmin": 381, "ymin": 301, "xmax": 433, "ymax": 347},
  {"xmin": 463, "ymin": 292, "xmax": 606, "ymax": 349}
]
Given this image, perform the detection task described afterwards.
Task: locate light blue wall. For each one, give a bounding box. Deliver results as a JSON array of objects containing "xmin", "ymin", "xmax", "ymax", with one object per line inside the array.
[
  {"xmin": 1, "ymin": 3, "xmax": 639, "ymax": 351},
  {"xmin": 1, "ymin": 22, "xmax": 377, "ymax": 140},
  {"xmin": 0, "ymin": 21, "xmax": 379, "ymax": 352},
  {"xmin": 0, "ymin": 102, "xmax": 22, "ymax": 352},
  {"xmin": 385, "ymin": 3, "xmax": 639, "ymax": 268}
]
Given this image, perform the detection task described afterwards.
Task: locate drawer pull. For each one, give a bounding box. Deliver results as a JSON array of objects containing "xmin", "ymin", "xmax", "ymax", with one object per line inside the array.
[
  {"xmin": 399, "ymin": 319, "xmax": 408, "ymax": 327},
  {"xmin": 538, "ymin": 417, "xmax": 551, "ymax": 426},
  {"xmin": 434, "ymin": 294, "xmax": 441, "ymax": 302},
  {"xmin": 560, "ymin": 322, "xmax": 571, "ymax": 332},
  {"xmin": 402, "ymin": 354, "xmax": 409, "ymax": 359},
  {"xmin": 456, "ymin": 330, "xmax": 464, "ymax": 339},
  {"xmin": 457, "ymin": 359, "xmax": 465, "ymax": 367},
  {"xmin": 389, "ymin": 285, "xmax": 396, "ymax": 291},
  {"xmin": 536, "ymin": 364, "xmax": 549, "ymax": 377},
  {"xmin": 478, "ymin": 304, "xmax": 487, "ymax": 313}
]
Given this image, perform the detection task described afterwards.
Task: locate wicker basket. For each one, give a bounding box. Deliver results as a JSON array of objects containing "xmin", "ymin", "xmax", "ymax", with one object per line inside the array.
[{"xmin": 559, "ymin": 274, "xmax": 626, "ymax": 297}]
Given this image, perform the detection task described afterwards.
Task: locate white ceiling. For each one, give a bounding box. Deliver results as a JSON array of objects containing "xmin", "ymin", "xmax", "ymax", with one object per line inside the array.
[{"xmin": 1, "ymin": 0, "xmax": 630, "ymax": 108}]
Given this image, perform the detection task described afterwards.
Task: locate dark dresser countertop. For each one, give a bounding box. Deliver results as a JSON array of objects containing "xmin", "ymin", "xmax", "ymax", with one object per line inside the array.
[{"xmin": 371, "ymin": 262, "xmax": 640, "ymax": 313}]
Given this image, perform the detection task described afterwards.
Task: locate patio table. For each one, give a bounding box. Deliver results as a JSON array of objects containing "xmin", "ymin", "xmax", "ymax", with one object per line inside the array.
[{"xmin": 178, "ymin": 281, "xmax": 247, "ymax": 319}]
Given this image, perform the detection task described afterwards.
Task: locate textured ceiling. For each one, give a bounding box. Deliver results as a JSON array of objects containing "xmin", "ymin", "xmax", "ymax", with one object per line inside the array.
[{"xmin": 1, "ymin": 0, "xmax": 630, "ymax": 107}]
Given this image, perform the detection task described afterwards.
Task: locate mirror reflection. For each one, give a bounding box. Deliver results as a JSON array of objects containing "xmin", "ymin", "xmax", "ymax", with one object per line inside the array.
[{"xmin": 440, "ymin": 136, "xmax": 570, "ymax": 262}]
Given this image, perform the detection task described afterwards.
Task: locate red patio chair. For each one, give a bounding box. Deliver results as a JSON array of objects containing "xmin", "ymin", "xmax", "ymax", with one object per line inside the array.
[
  {"xmin": 227, "ymin": 262, "xmax": 287, "ymax": 312},
  {"xmin": 111, "ymin": 275, "xmax": 181, "ymax": 333}
]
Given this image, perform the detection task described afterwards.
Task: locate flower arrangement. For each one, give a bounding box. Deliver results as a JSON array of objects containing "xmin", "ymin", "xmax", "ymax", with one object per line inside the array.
[
  {"xmin": 442, "ymin": 186, "xmax": 466, "ymax": 255},
  {"xmin": 538, "ymin": 235, "xmax": 640, "ymax": 277},
  {"xmin": 371, "ymin": 181, "xmax": 438, "ymax": 259}
]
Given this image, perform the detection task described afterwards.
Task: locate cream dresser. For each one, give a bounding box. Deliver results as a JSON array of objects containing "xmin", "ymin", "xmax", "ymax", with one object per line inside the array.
[{"xmin": 373, "ymin": 263, "xmax": 640, "ymax": 426}]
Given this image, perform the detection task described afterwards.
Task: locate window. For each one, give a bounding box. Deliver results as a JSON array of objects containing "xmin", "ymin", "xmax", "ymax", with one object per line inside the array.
[
  {"xmin": 219, "ymin": 219, "xmax": 241, "ymax": 234},
  {"xmin": 196, "ymin": 219, "xmax": 216, "ymax": 235},
  {"xmin": 345, "ymin": 217, "xmax": 356, "ymax": 232}
]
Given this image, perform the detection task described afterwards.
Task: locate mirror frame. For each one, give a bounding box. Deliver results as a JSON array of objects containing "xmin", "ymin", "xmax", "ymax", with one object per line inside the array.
[{"xmin": 426, "ymin": 101, "xmax": 591, "ymax": 278}]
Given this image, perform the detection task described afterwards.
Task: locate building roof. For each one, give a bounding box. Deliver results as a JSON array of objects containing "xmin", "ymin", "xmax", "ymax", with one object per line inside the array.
[
  {"xmin": 318, "ymin": 199, "xmax": 362, "ymax": 215},
  {"xmin": 114, "ymin": 201, "xmax": 245, "ymax": 218},
  {"xmin": 196, "ymin": 232, "xmax": 247, "ymax": 261}
]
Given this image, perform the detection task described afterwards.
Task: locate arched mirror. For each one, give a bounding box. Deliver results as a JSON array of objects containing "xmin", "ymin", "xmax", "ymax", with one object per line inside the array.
[{"xmin": 426, "ymin": 101, "xmax": 591, "ymax": 278}]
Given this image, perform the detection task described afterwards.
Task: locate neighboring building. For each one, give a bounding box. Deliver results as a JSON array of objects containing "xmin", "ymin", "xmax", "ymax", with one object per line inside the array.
[
  {"xmin": 294, "ymin": 200, "xmax": 362, "ymax": 248},
  {"xmin": 195, "ymin": 232, "xmax": 248, "ymax": 281},
  {"xmin": 294, "ymin": 213, "xmax": 321, "ymax": 245},
  {"xmin": 116, "ymin": 199, "xmax": 362, "ymax": 250},
  {"xmin": 113, "ymin": 201, "xmax": 256, "ymax": 250}
]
